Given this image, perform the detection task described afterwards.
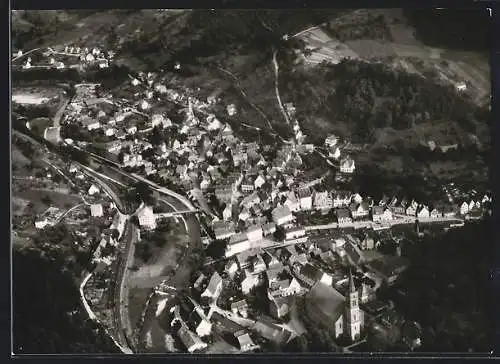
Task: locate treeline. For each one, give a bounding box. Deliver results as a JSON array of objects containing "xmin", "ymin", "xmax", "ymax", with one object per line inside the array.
[
  {"xmin": 284, "ymin": 59, "xmax": 487, "ymax": 141},
  {"xmin": 383, "ymin": 218, "xmax": 493, "ymax": 352},
  {"xmin": 327, "ymin": 13, "xmax": 394, "ymax": 42},
  {"xmin": 12, "ymin": 64, "xmax": 131, "ymax": 90},
  {"xmin": 404, "ymin": 8, "xmax": 491, "ymax": 53},
  {"xmin": 13, "ymin": 245, "xmax": 119, "ymax": 354}
]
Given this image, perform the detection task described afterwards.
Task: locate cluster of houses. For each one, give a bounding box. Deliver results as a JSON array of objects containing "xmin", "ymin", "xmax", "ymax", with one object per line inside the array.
[{"xmin": 166, "ymin": 223, "xmax": 394, "ymax": 352}]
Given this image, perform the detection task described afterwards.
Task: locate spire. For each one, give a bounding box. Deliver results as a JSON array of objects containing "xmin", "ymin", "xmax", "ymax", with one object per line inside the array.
[{"xmin": 349, "ymin": 270, "xmax": 356, "ymax": 293}]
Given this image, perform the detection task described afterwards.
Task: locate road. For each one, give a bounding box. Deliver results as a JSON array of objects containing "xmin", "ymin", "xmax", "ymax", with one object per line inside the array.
[
  {"xmin": 272, "ymin": 49, "xmax": 293, "ymax": 132},
  {"xmin": 11, "ymin": 47, "xmax": 42, "ymax": 63},
  {"xmin": 113, "ymin": 221, "xmax": 138, "ymax": 350},
  {"xmin": 56, "ymin": 202, "xmax": 85, "ymax": 223}
]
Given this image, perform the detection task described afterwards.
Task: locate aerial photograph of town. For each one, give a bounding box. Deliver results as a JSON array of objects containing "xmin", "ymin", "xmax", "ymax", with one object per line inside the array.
[{"xmin": 11, "ymin": 8, "xmax": 493, "ymax": 355}]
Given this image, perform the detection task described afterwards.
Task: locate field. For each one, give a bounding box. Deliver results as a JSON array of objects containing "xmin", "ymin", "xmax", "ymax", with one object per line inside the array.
[
  {"xmin": 13, "ymin": 188, "xmax": 81, "ymax": 214},
  {"xmin": 295, "ymin": 10, "xmax": 490, "ymax": 107}
]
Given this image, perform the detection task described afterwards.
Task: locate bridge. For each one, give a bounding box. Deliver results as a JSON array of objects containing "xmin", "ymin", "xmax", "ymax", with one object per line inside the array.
[{"xmin": 155, "ymin": 209, "xmax": 200, "ymax": 219}]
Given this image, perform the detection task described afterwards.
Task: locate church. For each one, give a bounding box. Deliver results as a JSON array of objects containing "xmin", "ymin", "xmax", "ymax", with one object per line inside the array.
[{"xmin": 304, "ymin": 272, "xmax": 364, "ymax": 342}]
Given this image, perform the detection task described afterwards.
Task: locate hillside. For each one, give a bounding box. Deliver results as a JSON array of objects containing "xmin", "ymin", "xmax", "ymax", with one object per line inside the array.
[{"xmin": 13, "ymin": 245, "xmax": 119, "ymax": 354}]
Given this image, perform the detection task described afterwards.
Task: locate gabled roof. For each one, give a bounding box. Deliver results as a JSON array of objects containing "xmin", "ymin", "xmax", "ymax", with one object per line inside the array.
[{"xmin": 203, "ymin": 271, "xmax": 222, "ymax": 296}]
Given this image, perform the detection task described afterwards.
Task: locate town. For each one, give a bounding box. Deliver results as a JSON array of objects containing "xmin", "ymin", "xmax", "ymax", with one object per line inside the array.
[{"xmin": 12, "ymin": 9, "xmax": 492, "ymax": 356}]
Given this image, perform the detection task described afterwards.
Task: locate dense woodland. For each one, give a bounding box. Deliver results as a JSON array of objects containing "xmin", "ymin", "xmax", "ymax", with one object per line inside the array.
[
  {"xmin": 379, "ymin": 218, "xmax": 493, "ymax": 352},
  {"xmin": 404, "ymin": 9, "xmax": 491, "ymax": 53},
  {"xmin": 13, "ymin": 245, "xmax": 118, "ymax": 354},
  {"xmin": 283, "ymin": 58, "xmax": 488, "ymax": 143}
]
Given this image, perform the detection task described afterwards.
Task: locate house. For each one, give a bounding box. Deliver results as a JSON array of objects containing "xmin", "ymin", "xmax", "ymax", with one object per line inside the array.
[
  {"xmin": 231, "ymin": 300, "xmax": 249, "ymax": 318},
  {"xmin": 269, "ymin": 295, "xmax": 290, "ymax": 319},
  {"xmin": 238, "ymin": 209, "xmax": 251, "ymax": 223},
  {"xmin": 285, "ymin": 226, "xmax": 306, "ymax": 241},
  {"xmin": 235, "ymin": 330, "xmax": 257, "ymax": 352},
  {"xmin": 380, "ymin": 207, "xmax": 393, "ymax": 221},
  {"xmin": 269, "ymin": 277, "xmax": 303, "ymax": 297},
  {"xmin": 241, "ymin": 178, "xmax": 255, "ymax": 193},
  {"xmin": 201, "ymin": 271, "xmax": 223, "ymax": 299},
  {"xmin": 405, "ymin": 204, "xmax": 417, "ymax": 217},
  {"xmin": 218, "ymin": 256, "xmax": 236, "ymax": 277},
  {"xmin": 372, "ymin": 206, "xmax": 384, "ymax": 222},
  {"xmin": 360, "ymin": 234, "xmax": 375, "ymax": 250},
  {"xmin": 262, "ymin": 222, "xmax": 277, "ymax": 236},
  {"xmin": 340, "ymin": 156, "xmax": 355, "ymax": 174},
  {"xmin": 272, "ymin": 205, "xmax": 294, "ymax": 226},
  {"xmin": 297, "ymin": 188, "xmax": 313, "ymax": 211},
  {"xmin": 351, "ymin": 193, "xmax": 363, "ymax": 204},
  {"xmin": 251, "ymin": 254, "xmax": 267, "ymax": 274},
  {"xmin": 137, "ymin": 205, "xmax": 157, "ymax": 230},
  {"xmin": 324, "ymin": 134, "xmax": 338, "ymax": 148},
  {"xmin": 34, "ymin": 207, "xmax": 64, "ymax": 229},
  {"xmin": 222, "ymin": 204, "xmax": 232, "ymax": 221},
  {"xmin": 366, "ymin": 257, "xmax": 409, "ymax": 286},
  {"xmin": 226, "ymin": 233, "xmax": 251, "ymax": 257},
  {"xmin": 90, "ymin": 204, "xmax": 103, "ymax": 217},
  {"xmin": 263, "ymin": 252, "xmax": 282, "ymax": 269},
  {"xmin": 193, "ymin": 273, "xmax": 206, "ymax": 291},
  {"xmin": 314, "ymin": 190, "xmax": 332, "ymax": 211},
  {"xmin": 430, "ymin": 207, "xmax": 441, "ymax": 218},
  {"xmin": 241, "ymin": 269, "xmax": 260, "ymax": 294},
  {"xmin": 186, "ymin": 306, "xmax": 212, "ymax": 338},
  {"xmin": 251, "ymin": 319, "xmax": 292, "ymax": 345},
  {"xmin": 254, "ymin": 175, "xmax": 266, "ymax": 189},
  {"xmin": 177, "ymin": 325, "xmax": 207, "ymax": 353},
  {"xmin": 284, "ymin": 191, "xmax": 300, "ymax": 212},
  {"xmin": 293, "ymin": 263, "xmax": 323, "ymax": 287},
  {"xmin": 459, "ymin": 201, "xmax": 469, "ymax": 216},
  {"xmin": 333, "ymin": 191, "xmax": 351, "ymax": 208},
  {"xmin": 417, "ymin": 205, "xmax": 430, "ymax": 219},
  {"xmin": 82, "ymin": 117, "xmax": 101, "ymax": 131},
  {"xmin": 215, "ymin": 186, "xmax": 233, "ymax": 203},
  {"xmin": 305, "ymin": 275, "xmax": 364, "ymax": 342},
  {"xmin": 350, "ymin": 202, "xmax": 369, "ymax": 219},
  {"xmin": 213, "ymin": 220, "xmax": 236, "ymax": 240},
  {"xmin": 468, "ymin": 199, "xmax": 477, "ymax": 212},
  {"xmin": 43, "ymin": 126, "xmax": 62, "ymax": 144},
  {"xmin": 336, "ymin": 208, "xmax": 352, "ymax": 224},
  {"xmin": 103, "ymin": 126, "xmax": 115, "ymax": 137},
  {"xmin": 246, "ymin": 224, "xmax": 263, "ymax": 242},
  {"xmin": 88, "ymin": 184, "xmax": 100, "ymax": 196}
]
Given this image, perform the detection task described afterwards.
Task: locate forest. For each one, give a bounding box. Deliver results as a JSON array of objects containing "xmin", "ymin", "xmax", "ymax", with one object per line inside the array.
[
  {"xmin": 404, "ymin": 8, "xmax": 491, "ymax": 53},
  {"xmin": 13, "ymin": 244, "xmax": 118, "ymax": 354},
  {"xmin": 282, "ymin": 58, "xmax": 488, "ymax": 144},
  {"xmin": 379, "ymin": 218, "xmax": 493, "ymax": 352}
]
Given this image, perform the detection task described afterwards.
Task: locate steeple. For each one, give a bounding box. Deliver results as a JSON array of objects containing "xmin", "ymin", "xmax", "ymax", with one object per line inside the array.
[{"xmin": 349, "ymin": 270, "xmax": 356, "ymax": 293}]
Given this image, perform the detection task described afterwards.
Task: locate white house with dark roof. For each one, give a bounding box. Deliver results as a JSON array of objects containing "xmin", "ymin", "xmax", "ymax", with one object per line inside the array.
[
  {"xmin": 201, "ymin": 271, "xmax": 223, "ymax": 300},
  {"xmin": 340, "ymin": 156, "xmax": 355, "ymax": 174},
  {"xmin": 272, "ymin": 205, "xmax": 294, "ymax": 226}
]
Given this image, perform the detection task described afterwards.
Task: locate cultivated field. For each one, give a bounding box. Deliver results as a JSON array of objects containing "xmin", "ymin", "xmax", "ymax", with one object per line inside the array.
[{"xmin": 294, "ymin": 10, "xmax": 490, "ymax": 106}]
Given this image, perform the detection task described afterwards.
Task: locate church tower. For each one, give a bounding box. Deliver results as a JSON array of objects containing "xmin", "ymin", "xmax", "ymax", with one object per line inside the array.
[{"xmin": 345, "ymin": 271, "xmax": 361, "ymax": 342}]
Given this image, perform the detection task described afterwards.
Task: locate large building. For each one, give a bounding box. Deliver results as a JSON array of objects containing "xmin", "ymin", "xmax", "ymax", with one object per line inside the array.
[
  {"xmin": 272, "ymin": 205, "xmax": 294, "ymax": 226},
  {"xmin": 43, "ymin": 126, "xmax": 62, "ymax": 145},
  {"xmin": 305, "ymin": 273, "xmax": 364, "ymax": 342},
  {"xmin": 137, "ymin": 205, "xmax": 157, "ymax": 230}
]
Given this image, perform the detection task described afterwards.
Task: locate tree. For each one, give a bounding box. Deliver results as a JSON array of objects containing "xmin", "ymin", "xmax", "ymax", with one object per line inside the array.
[{"xmin": 41, "ymin": 195, "xmax": 52, "ymax": 205}]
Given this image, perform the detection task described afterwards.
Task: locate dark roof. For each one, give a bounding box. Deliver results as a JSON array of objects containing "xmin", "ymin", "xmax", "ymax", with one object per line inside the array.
[
  {"xmin": 306, "ymin": 282, "xmax": 345, "ymax": 322},
  {"xmin": 336, "ymin": 208, "xmax": 351, "ymax": 218},
  {"xmin": 251, "ymin": 319, "xmax": 292, "ymax": 344},
  {"xmin": 204, "ymin": 271, "xmax": 222, "ymax": 296},
  {"xmin": 211, "ymin": 312, "xmax": 245, "ymax": 334},
  {"xmin": 368, "ymin": 257, "xmax": 410, "ymax": 278}
]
